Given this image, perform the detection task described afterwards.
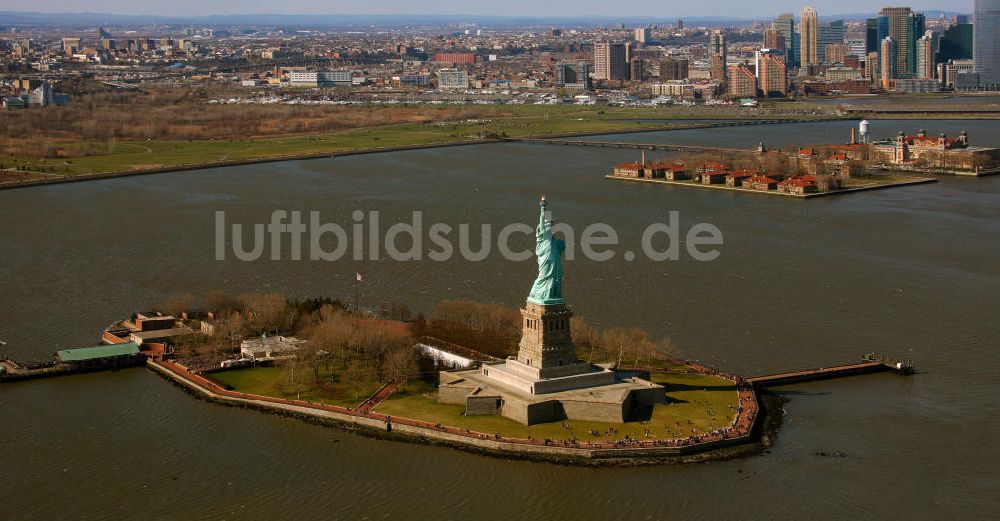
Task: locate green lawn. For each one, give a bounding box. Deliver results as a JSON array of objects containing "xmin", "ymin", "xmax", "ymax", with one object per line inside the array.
[
  {"xmin": 210, "ymin": 365, "xmax": 384, "ymax": 409},
  {"xmin": 375, "ymin": 371, "xmax": 739, "ymax": 442},
  {"xmin": 1, "ymin": 105, "xmax": 839, "ymax": 179}
]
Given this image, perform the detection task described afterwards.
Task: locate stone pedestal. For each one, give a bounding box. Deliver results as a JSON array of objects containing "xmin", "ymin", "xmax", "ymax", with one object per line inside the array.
[{"xmin": 516, "ymin": 302, "xmax": 581, "ymax": 378}]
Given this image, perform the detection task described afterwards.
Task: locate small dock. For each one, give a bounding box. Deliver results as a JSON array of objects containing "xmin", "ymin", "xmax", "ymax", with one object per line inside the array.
[{"xmin": 748, "ymin": 356, "xmax": 913, "ymax": 388}]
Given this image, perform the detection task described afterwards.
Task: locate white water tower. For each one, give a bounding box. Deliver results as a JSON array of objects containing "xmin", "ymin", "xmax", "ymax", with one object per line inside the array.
[{"xmin": 859, "ymin": 120, "xmax": 870, "ymax": 144}]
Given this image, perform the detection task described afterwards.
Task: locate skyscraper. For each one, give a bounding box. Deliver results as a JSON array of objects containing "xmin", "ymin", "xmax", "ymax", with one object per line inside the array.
[
  {"xmin": 709, "ymin": 30, "xmax": 728, "ymax": 87},
  {"xmin": 878, "ymin": 6, "xmax": 925, "ymax": 79},
  {"xmin": 881, "ymin": 37, "xmax": 896, "ymax": 89},
  {"xmin": 974, "ymin": 0, "xmax": 1000, "ymax": 86},
  {"xmin": 800, "ymin": 7, "xmax": 819, "ymax": 67},
  {"xmin": 593, "ymin": 42, "xmax": 628, "ymax": 81},
  {"xmin": 773, "ymin": 14, "xmax": 796, "ymax": 66},
  {"xmin": 763, "ymin": 28, "xmax": 786, "ymax": 57},
  {"xmin": 817, "ymin": 20, "xmax": 846, "ymax": 63},
  {"xmin": 915, "ymin": 31, "xmax": 937, "ymax": 79},
  {"xmin": 866, "ymin": 18, "xmax": 880, "ymax": 54},
  {"xmin": 939, "ymin": 23, "xmax": 973, "ymax": 62}
]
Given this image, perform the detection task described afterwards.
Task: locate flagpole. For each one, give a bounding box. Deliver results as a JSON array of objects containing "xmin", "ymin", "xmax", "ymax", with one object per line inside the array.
[{"xmin": 354, "ymin": 273, "xmax": 360, "ymax": 314}]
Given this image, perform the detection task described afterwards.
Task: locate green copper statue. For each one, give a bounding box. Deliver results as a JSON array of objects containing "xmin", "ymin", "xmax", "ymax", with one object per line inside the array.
[{"xmin": 528, "ymin": 196, "xmax": 566, "ymax": 305}]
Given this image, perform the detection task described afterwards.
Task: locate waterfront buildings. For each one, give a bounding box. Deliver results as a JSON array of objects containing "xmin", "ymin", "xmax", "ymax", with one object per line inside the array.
[
  {"xmin": 727, "ymin": 64, "xmax": 757, "ymax": 98},
  {"xmin": 800, "ymin": 7, "xmax": 819, "ymax": 67},
  {"xmin": 974, "ymin": 0, "xmax": 1000, "ymax": 86},
  {"xmin": 757, "ymin": 52, "xmax": 788, "ymax": 97}
]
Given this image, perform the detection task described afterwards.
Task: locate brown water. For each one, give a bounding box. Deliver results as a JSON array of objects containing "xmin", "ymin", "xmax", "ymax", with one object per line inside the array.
[{"xmin": 1, "ymin": 120, "xmax": 998, "ymax": 519}]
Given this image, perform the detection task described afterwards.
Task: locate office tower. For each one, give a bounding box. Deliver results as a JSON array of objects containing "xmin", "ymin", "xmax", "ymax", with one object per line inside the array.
[
  {"xmin": 630, "ymin": 58, "xmax": 645, "ymax": 81},
  {"xmin": 915, "ymin": 31, "xmax": 937, "ymax": 79},
  {"xmin": 974, "ymin": 0, "xmax": 1000, "ymax": 86},
  {"xmin": 593, "ymin": 42, "xmax": 628, "ymax": 80},
  {"xmin": 634, "ymin": 27, "xmax": 651, "ymax": 44},
  {"xmin": 800, "ymin": 7, "xmax": 819, "ymax": 66},
  {"xmin": 939, "ymin": 23, "xmax": 973, "ymax": 62},
  {"xmin": 773, "ymin": 14, "xmax": 796, "ymax": 65},
  {"xmin": 659, "ymin": 58, "xmax": 689, "ymax": 80},
  {"xmin": 881, "ymin": 37, "xmax": 896, "ymax": 89},
  {"xmin": 866, "ymin": 18, "xmax": 880, "ymax": 54},
  {"xmin": 763, "ymin": 28, "xmax": 785, "ymax": 55},
  {"xmin": 878, "ymin": 6, "xmax": 925, "ymax": 78},
  {"xmin": 726, "ymin": 64, "xmax": 757, "ymax": 97},
  {"xmin": 677, "ymin": 19, "xmax": 684, "ymax": 30},
  {"xmin": 709, "ymin": 30, "xmax": 728, "ymax": 87},
  {"xmin": 757, "ymin": 51, "xmax": 788, "ymax": 97},
  {"xmin": 817, "ymin": 20, "xmax": 845, "ymax": 62}
]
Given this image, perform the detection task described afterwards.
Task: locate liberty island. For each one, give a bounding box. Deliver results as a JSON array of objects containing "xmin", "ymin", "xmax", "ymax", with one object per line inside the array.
[{"xmin": 438, "ymin": 197, "xmax": 668, "ymax": 424}]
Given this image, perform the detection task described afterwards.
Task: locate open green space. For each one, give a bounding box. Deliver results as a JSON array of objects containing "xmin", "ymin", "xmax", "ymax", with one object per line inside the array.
[
  {"xmin": 0, "ymin": 104, "xmax": 838, "ymax": 180},
  {"xmin": 209, "ymin": 364, "xmax": 383, "ymax": 409},
  {"xmin": 374, "ymin": 371, "xmax": 739, "ymax": 442}
]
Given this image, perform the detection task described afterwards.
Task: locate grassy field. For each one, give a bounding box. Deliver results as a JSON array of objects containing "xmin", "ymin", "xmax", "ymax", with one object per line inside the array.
[
  {"xmin": 209, "ymin": 365, "xmax": 383, "ymax": 409},
  {"xmin": 374, "ymin": 371, "xmax": 739, "ymax": 442},
  {"xmin": 0, "ymin": 104, "xmax": 836, "ymax": 181}
]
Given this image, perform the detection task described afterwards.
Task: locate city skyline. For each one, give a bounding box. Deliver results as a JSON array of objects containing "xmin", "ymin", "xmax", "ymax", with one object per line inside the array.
[{"xmin": 0, "ymin": 1, "xmax": 977, "ymax": 19}]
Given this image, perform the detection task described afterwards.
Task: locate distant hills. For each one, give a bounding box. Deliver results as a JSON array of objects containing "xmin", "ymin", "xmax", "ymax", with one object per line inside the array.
[{"xmin": 0, "ymin": 10, "xmax": 972, "ymax": 28}]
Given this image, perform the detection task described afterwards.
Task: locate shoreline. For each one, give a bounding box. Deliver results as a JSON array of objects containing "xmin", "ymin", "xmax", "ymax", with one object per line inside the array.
[
  {"xmin": 0, "ymin": 117, "xmax": 850, "ymax": 192},
  {"xmin": 605, "ymin": 175, "xmax": 939, "ymax": 198},
  {"xmin": 146, "ymin": 358, "xmax": 768, "ymax": 466}
]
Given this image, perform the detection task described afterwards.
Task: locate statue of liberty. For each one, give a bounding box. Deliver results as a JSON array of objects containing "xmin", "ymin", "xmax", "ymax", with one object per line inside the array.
[{"xmin": 527, "ymin": 196, "xmax": 565, "ymax": 305}]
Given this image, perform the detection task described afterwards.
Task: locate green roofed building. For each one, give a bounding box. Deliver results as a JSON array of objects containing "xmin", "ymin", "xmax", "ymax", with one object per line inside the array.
[{"xmin": 55, "ymin": 342, "xmax": 144, "ymax": 369}]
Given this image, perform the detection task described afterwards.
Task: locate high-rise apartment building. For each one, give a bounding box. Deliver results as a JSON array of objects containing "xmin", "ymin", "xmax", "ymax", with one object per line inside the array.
[
  {"xmin": 974, "ymin": 0, "xmax": 1000, "ymax": 86},
  {"xmin": 757, "ymin": 52, "xmax": 788, "ymax": 97},
  {"xmin": 593, "ymin": 42, "xmax": 628, "ymax": 80},
  {"xmin": 630, "ymin": 58, "xmax": 645, "ymax": 81},
  {"xmin": 800, "ymin": 7, "xmax": 819, "ymax": 66},
  {"xmin": 727, "ymin": 64, "xmax": 757, "ymax": 98},
  {"xmin": 634, "ymin": 27, "xmax": 652, "ymax": 44},
  {"xmin": 865, "ymin": 51, "xmax": 881, "ymax": 79},
  {"xmin": 659, "ymin": 58, "xmax": 689, "ymax": 80}
]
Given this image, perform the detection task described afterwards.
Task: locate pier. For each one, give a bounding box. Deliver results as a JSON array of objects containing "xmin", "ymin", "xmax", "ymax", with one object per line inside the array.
[{"xmin": 748, "ymin": 357, "xmax": 913, "ymax": 388}]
